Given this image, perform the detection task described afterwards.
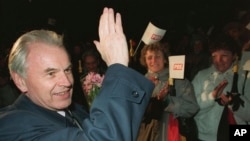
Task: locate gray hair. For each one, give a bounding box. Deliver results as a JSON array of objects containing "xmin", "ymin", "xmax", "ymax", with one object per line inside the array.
[{"xmin": 8, "ymin": 30, "xmax": 65, "ymax": 78}]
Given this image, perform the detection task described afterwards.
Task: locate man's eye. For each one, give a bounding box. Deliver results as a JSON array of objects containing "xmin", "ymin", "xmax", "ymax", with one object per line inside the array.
[
  {"xmin": 65, "ymin": 68, "xmax": 72, "ymax": 74},
  {"xmin": 48, "ymin": 71, "xmax": 55, "ymax": 76}
]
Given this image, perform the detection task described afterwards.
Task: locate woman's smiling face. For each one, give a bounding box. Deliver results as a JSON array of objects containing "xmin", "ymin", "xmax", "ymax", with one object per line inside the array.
[
  {"xmin": 145, "ymin": 50, "xmax": 166, "ymax": 73},
  {"xmin": 211, "ymin": 49, "xmax": 235, "ymax": 73}
]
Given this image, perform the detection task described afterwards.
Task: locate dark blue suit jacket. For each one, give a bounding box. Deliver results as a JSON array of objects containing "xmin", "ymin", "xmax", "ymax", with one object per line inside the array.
[{"xmin": 0, "ymin": 64, "xmax": 154, "ymax": 141}]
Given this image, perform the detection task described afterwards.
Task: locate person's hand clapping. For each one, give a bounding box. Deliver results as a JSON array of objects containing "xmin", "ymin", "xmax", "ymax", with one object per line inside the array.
[
  {"xmin": 94, "ymin": 7, "xmax": 129, "ymax": 67},
  {"xmin": 213, "ymin": 80, "xmax": 232, "ymax": 105},
  {"xmin": 212, "ymin": 80, "xmax": 228, "ymax": 99}
]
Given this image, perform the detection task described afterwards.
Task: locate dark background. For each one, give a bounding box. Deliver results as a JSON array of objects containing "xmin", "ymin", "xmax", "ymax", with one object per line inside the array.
[{"xmin": 1, "ymin": 0, "xmax": 250, "ymax": 47}]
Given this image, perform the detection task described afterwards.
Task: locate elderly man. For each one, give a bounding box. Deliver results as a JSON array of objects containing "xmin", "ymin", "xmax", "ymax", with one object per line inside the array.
[{"xmin": 0, "ymin": 7, "xmax": 154, "ymax": 141}]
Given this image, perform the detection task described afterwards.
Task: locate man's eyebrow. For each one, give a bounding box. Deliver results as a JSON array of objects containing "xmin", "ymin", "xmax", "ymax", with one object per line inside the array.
[
  {"xmin": 64, "ymin": 64, "xmax": 73, "ymax": 70},
  {"xmin": 44, "ymin": 64, "xmax": 72, "ymax": 72},
  {"xmin": 44, "ymin": 68, "xmax": 58, "ymax": 73},
  {"xmin": 67, "ymin": 64, "xmax": 72, "ymax": 68}
]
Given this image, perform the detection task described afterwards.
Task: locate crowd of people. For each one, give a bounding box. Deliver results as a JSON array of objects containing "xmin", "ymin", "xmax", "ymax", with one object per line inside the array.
[{"xmin": 0, "ymin": 5, "xmax": 250, "ymax": 141}]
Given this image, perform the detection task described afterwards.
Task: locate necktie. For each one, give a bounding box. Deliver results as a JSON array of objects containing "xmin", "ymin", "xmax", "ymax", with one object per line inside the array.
[{"xmin": 65, "ymin": 109, "xmax": 83, "ymax": 130}]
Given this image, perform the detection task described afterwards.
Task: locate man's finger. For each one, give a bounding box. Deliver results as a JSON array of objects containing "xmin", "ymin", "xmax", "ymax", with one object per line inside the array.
[
  {"xmin": 115, "ymin": 13, "xmax": 123, "ymax": 34},
  {"xmin": 108, "ymin": 8, "xmax": 115, "ymax": 33},
  {"xmin": 99, "ymin": 7, "xmax": 109, "ymax": 38}
]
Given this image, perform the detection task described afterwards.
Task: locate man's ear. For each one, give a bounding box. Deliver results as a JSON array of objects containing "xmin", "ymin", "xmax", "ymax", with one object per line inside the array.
[{"xmin": 10, "ymin": 72, "xmax": 27, "ymax": 93}]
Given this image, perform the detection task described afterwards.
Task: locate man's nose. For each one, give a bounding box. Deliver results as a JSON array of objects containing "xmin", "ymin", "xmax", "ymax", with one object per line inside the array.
[{"xmin": 59, "ymin": 73, "xmax": 72, "ymax": 87}]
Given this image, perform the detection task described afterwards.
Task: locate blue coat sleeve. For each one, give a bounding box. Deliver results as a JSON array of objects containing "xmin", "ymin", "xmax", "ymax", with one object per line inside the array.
[{"xmin": 84, "ymin": 64, "xmax": 154, "ymax": 141}]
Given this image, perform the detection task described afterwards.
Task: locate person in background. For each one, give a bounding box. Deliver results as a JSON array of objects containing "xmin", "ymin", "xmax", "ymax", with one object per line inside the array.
[
  {"xmin": 81, "ymin": 43, "xmax": 107, "ymax": 76},
  {"xmin": 0, "ymin": 7, "xmax": 154, "ymax": 141},
  {"xmin": 192, "ymin": 34, "xmax": 250, "ymax": 141},
  {"xmin": 223, "ymin": 21, "xmax": 250, "ymax": 58},
  {"xmin": 223, "ymin": 21, "xmax": 245, "ymax": 58},
  {"xmin": 137, "ymin": 41, "xmax": 199, "ymax": 141},
  {"xmin": 186, "ymin": 34, "xmax": 211, "ymax": 81},
  {"xmin": 79, "ymin": 46, "xmax": 105, "ymax": 106}
]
